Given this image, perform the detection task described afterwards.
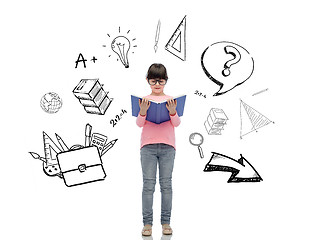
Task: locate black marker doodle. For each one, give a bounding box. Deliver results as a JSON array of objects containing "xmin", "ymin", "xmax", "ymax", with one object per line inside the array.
[
  {"xmin": 165, "ymin": 15, "xmax": 186, "ymax": 61},
  {"xmin": 40, "ymin": 92, "xmax": 63, "ymax": 114},
  {"xmin": 104, "ymin": 27, "xmax": 137, "ymax": 68},
  {"xmin": 240, "ymin": 99, "xmax": 274, "ymax": 139},
  {"xmin": 201, "ymin": 41, "xmax": 254, "ymax": 96},
  {"xmin": 75, "ymin": 53, "xmax": 87, "ymax": 68},
  {"xmin": 204, "ymin": 108, "xmax": 228, "ymax": 135},
  {"xmin": 194, "ymin": 90, "xmax": 207, "ymax": 98},
  {"xmin": 73, "ymin": 78, "xmax": 113, "ymax": 115},
  {"xmin": 90, "ymin": 56, "xmax": 98, "ymax": 63},
  {"xmin": 204, "ymin": 152, "xmax": 263, "ymax": 183},
  {"xmin": 189, "ymin": 132, "xmax": 204, "ymax": 158},
  {"xmin": 252, "ymin": 88, "xmax": 269, "ymax": 96},
  {"xmin": 221, "ymin": 46, "xmax": 241, "ymax": 77},
  {"xmin": 57, "ymin": 146, "xmax": 106, "ymax": 187},
  {"xmin": 29, "ymin": 124, "xmax": 118, "ymax": 187},
  {"xmin": 110, "ymin": 109, "xmax": 127, "ymax": 128},
  {"xmin": 154, "ymin": 19, "xmax": 161, "ymax": 53}
]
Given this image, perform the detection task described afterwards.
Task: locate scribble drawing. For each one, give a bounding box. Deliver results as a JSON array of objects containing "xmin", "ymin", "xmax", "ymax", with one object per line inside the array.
[
  {"xmin": 104, "ymin": 27, "xmax": 137, "ymax": 68},
  {"xmin": 189, "ymin": 132, "xmax": 204, "ymax": 158},
  {"xmin": 29, "ymin": 124, "xmax": 118, "ymax": 187},
  {"xmin": 40, "ymin": 92, "xmax": 63, "ymax": 114},
  {"xmin": 204, "ymin": 108, "xmax": 228, "ymax": 135},
  {"xmin": 204, "ymin": 152, "xmax": 263, "ymax": 183},
  {"xmin": 73, "ymin": 78, "xmax": 113, "ymax": 115},
  {"xmin": 154, "ymin": 19, "xmax": 161, "ymax": 53},
  {"xmin": 165, "ymin": 15, "xmax": 186, "ymax": 61},
  {"xmin": 240, "ymin": 99, "xmax": 274, "ymax": 139},
  {"xmin": 201, "ymin": 41, "xmax": 254, "ymax": 96}
]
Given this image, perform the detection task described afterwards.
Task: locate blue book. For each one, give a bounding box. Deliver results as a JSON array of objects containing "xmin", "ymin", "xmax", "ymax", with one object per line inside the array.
[{"xmin": 131, "ymin": 94, "xmax": 186, "ymax": 124}]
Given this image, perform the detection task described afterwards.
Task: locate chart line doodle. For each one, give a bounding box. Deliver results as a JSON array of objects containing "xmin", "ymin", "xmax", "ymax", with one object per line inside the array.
[
  {"xmin": 240, "ymin": 99, "xmax": 274, "ymax": 139},
  {"xmin": 204, "ymin": 152, "xmax": 263, "ymax": 183},
  {"xmin": 165, "ymin": 15, "xmax": 186, "ymax": 61}
]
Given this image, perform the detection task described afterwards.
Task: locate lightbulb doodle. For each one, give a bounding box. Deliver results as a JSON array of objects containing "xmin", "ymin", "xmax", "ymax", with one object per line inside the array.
[
  {"xmin": 201, "ymin": 41, "xmax": 254, "ymax": 96},
  {"xmin": 103, "ymin": 27, "xmax": 137, "ymax": 68}
]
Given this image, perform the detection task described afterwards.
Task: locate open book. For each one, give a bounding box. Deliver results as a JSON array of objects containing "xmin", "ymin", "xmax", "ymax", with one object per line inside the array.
[{"xmin": 131, "ymin": 94, "xmax": 186, "ymax": 124}]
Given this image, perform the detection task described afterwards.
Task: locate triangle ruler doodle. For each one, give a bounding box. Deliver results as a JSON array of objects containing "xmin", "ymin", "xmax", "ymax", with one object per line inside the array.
[
  {"xmin": 165, "ymin": 15, "xmax": 186, "ymax": 61},
  {"xmin": 240, "ymin": 99, "xmax": 274, "ymax": 138}
]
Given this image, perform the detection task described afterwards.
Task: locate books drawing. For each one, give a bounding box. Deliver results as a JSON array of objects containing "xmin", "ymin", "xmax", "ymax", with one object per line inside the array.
[{"xmin": 131, "ymin": 95, "xmax": 186, "ymax": 124}]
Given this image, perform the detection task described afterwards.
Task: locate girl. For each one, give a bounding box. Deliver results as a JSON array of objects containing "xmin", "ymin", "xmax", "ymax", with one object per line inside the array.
[{"xmin": 136, "ymin": 63, "xmax": 181, "ymax": 236}]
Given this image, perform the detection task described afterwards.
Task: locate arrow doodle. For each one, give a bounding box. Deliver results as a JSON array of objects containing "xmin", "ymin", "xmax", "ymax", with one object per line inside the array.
[{"xmin": 204, "ymin": 152, "xmax": 263, "ymax": 183}]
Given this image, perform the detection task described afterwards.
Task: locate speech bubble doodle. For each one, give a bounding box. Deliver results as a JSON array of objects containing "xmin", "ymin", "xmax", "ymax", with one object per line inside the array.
[{"xmin": 201, "ymin": 41, "xmax": 254, "ymax": 96}]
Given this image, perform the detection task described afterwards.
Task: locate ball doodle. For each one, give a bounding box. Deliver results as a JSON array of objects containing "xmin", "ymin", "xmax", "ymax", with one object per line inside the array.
[{"xmin": 40, "ymin": 92, "xmax": 63, "ymax": 114}]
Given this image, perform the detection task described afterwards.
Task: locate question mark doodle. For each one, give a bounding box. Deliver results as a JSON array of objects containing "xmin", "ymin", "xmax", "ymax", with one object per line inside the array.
[{"xmin": 222, "ymin": 46, "xmax": 241, "ymax": 77}]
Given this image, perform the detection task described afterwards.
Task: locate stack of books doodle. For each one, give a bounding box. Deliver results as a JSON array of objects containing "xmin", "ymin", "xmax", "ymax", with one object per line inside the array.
[
  {"xmin": 73, "ymin": 78, "xmax": 113, "ymax": 115},
  {"xmin": 204, "ymin": 108, "xmax": 228, "ymax": 135}
]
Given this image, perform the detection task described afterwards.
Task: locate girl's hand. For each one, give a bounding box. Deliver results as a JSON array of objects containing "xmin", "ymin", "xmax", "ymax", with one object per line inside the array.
[
  {"xmin": 139, "ymin": 98, "xmax": 151, "ymax": 116},
  {"xmin": 166, "ymin": 99, "xmax": 177, "ymax": 115}
]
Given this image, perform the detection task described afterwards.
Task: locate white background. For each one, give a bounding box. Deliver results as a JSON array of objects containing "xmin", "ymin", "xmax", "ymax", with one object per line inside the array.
[{"xmin": 1, "ymin": 0, "xmax": 326, "ymax": 239}]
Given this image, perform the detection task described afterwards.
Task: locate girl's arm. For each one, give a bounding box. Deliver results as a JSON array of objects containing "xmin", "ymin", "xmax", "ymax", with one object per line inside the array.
[
  {"xmin": 166, "ymin": 99, "xmax": 181, "ymax": 127},
  {"xmin": 170, "ymin": 112, "xmax": 181, "ymax": 127},
  {"xmin": 136, "ymin": 98, "xmax": 151, "ymax": 127}
]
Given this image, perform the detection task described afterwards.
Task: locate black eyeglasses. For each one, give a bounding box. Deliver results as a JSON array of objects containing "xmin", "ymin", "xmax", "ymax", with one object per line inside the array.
[{"xmin": 148, "ymin": 79, "xmax": 167, "ymax": 86}]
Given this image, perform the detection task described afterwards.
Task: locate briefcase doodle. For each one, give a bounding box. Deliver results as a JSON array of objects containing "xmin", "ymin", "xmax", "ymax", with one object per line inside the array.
[{"xmin": 57, "ymin": 146, "xmax": 106, "ymax": 187}]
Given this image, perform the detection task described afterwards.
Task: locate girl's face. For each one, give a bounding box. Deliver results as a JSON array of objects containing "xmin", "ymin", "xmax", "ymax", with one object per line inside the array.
[{"xmin": 147, "ymin": 78, "xmax": 166, "ymax": 96}]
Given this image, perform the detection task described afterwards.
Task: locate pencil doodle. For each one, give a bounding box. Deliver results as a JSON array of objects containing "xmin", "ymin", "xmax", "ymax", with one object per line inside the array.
[
  {"xmin": 252, "ymin": 88, "xmax": 269, "ymax": 96},
  {"xmin": 73, "ymin": 78, "xmax": 113, "ymax": 115},
  {"xmin": 104, "ymin": 27, "xmax": 137, "ymax": 68},
  {"xmin": 204, "ymin": 108, "xmax": 228, "ymax": 135},
  {"xmin": 154, "ymin": 19, "xmax": 161, "ymax": 53},
  {"xmin": 240, "ymin": 99, "xmax": 274, "ymax": 139},
  {"xmin": 40, "ymin": 92, "xmax": 63, "ymax": 114},
  {"xmin": 204, "ymin": 152, "xmax": 263, "ymax": 183},
  {"xmin": 29, "ymin": 124, "xmax": 118, "ymax": 187},
  {"xmin": 165, "ymin": 15, "xmax": 186, "ymax": 61},
  {"xmin": 201, "ymin": 41, "xmax": 254, "ymax": 96},
  {"xmin": 189, "ymin": 132, "xmax": 204, "ymax": 158}
]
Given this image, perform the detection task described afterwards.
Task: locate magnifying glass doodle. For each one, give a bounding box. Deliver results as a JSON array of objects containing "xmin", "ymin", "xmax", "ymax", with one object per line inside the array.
[{"xmin": 189, "ymin": 132, "xmax": 204, "ymax": 158}]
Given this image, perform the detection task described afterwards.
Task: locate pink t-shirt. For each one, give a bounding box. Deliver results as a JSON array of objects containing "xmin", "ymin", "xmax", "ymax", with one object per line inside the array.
[{"xmin": 136, "ymin": 95, "xmax": 181, "ymax": 149}]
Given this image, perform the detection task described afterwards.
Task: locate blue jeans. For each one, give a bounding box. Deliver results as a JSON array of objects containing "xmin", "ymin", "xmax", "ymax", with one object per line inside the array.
[{"xmin": 141, "ymin": 143, "xmax": 175, "ymax": 226}]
